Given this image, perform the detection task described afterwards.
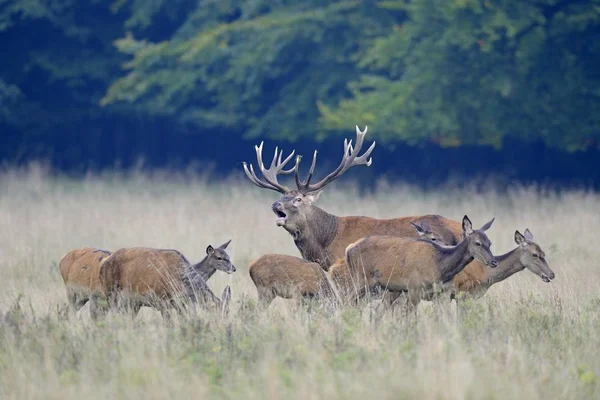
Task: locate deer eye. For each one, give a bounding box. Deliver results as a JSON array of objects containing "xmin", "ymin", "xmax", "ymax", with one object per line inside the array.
[
  {"xmin": 216, "ymin": 256, "xmax": 223, "ymax": 261},
  {"xmin": 475, "ymin": 242, "xmax": 482, "ymax": 247},
  {"xmin": 430, "ymin": 237, "xmax": 437, "ymax": 241},
  {"xmin": 293, "ymin": 197, "xmax": 302, "ymax": 204},
  {"xmin": 532, "ymin": 253, "xmax": 539, "ymax": 258}
]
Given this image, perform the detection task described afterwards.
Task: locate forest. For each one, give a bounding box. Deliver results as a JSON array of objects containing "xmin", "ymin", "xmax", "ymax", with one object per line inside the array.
[{"xmin": 1, "ymin": 0, "xmax": 599, "ymax": 185}]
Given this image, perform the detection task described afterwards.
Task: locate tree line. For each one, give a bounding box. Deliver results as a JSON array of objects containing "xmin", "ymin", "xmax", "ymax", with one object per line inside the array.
[{"xmin": 1, "ymin": 0, "xmax": 599, "ymax": 181}]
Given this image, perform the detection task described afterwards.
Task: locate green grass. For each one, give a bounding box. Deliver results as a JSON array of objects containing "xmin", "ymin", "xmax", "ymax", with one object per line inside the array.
[{"xmin": 1, "ymin": 165, "xmax": 599, "ymax": 399}]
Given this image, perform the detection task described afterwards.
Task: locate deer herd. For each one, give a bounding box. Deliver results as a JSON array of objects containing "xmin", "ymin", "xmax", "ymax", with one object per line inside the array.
[{"xmin": 58, "ymin": 126, "xmax": 555, "ymax": 321}]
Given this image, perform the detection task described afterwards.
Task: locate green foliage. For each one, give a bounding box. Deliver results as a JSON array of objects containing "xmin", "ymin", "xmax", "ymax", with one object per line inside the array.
[
  {"xmin": 0, "ymin": 0, "xmax": 127, "ymax": 133},
  {"xmin": 1, "ymin": 0, "xmax": 599, "ymax": 154},
  {"xmin": 102, "ymin": 1, "xmax": 394, "ymax": 141},
  {"xmin": 320, "ymin": 0, "xmax": 600, "ymax": 151}
]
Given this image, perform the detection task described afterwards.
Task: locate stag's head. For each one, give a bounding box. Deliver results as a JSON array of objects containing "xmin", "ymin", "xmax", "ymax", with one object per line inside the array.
[
  {"xmin": 243, "ymin": 126, "xmax": 375, "ymax": 235},
  {"xmin": 205, "ymin": 240, "xmax": 236, "ymax": 274},
  {"xmin": 514, "ymin": 229, "xmax": 555, "ymax": 282},
  {"xmin": 462, "ymin": 215, "xmax": 498, "ymax": 268}
]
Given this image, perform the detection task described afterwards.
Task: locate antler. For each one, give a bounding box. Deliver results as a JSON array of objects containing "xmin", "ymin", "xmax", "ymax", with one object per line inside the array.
[
  {"xmin": 243, "ymin": 142, "xmax": 296, "ymax": 194},
  {"xmin": 294, "ymin": 125, "xmax": 375, "ymax": 194}
]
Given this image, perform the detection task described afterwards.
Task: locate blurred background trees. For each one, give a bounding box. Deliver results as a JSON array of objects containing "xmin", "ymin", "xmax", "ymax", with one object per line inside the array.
[{"xmin": 1, "ymin": 0, "xmax": 599, "ymax": 185}]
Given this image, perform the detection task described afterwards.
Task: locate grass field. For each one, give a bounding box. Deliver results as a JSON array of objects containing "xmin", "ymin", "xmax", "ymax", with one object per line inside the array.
[{"xmin": 1, "ymin": 165, "xmax": 600, "ymax": 399}]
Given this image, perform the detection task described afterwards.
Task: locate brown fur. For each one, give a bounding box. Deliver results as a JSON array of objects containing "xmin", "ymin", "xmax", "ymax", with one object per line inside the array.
[
  {"xmin": 384, "ymin": 253, "xmax": 490, "ymax": 306},
  {"xmin": 248, "ymin": 254, "xmax": 334, "ymax": 308},
  {"xmin": 328, "ymin": 257, "xmax": 381, "ymax": 305},
  {"xmin": 98, "ymin": 247, "xmax": 223, "ymax": 317},
  {"xmin": 327, "ymin": 214, "xmax": 463, "ymax": 268},
  {"xmin": 249, "ymin": 254, "xmax": 380, "ymax": 308},
  {"xmin": 345, "ymin": 218, "xmax": 495, "ymax": 309},
  {"xmin": 59, "ymin": 247, "xmax": 112, "ymax": 313}
]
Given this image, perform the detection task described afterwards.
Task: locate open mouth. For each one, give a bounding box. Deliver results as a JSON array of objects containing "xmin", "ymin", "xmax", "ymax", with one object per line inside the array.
[{"xmin": 273, "ymin": 210, "xmax": 287, "ymax": 226}]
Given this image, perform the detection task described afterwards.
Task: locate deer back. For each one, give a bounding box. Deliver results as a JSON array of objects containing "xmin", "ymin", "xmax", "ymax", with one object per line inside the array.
[
  {"xmin": 346, "ymin": 236, "xmax": 442, "ymax": 291},
  {"xmin": 59, "ymin": 247, "xmax": 112, "ymax": 293},
  {"xmin": 249, "ymin": 254, "xmax": 331, "ymax": 298},
  {"xmin": 326, "ymin": 214, "xmax": 462, "ymax": 270},
  {"xmin": 99, "ymin": 247, "xmax": 190, "ymax": 299}
]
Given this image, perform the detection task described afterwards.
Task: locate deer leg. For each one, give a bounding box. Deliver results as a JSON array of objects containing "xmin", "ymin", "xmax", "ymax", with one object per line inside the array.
[
  {"xmin": 129, "ymin": 303, "xmax": 141, "ymax": 321},
  {"xmin": 161, "ymin": 308, "xmax": 175, "ymax": 324},
  {"xmin": 89, "ymin": 293, "xmax": 109, "ymax": 321},
  {"xmin": 256, "ymin": 287, "xmax": 276, "ymax": 310},
  {"xmin": 66, "ymin": 289, "xmax": 88, "ymax": 314}
]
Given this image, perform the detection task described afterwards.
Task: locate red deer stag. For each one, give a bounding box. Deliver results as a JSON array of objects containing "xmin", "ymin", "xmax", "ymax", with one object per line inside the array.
[
  {"xmin": 97, "ymin": 241, "xmax": 235, "ymax": 319},
  {"xmin": 59, "ymin": 247, "xmax": 112, "ymax": 318},
  {"xmin": 345, "ymin": 215, "xmax": 497, "ymax": 310},
  {"xmin": 243, "ymin": 126, "xmax": 464, "ymax": 270}
]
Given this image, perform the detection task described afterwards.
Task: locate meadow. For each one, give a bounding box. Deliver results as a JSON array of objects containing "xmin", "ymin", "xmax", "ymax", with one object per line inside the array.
[{"xmin": 1, "ymin": 165, "xmax": 599, "ymax": 399}]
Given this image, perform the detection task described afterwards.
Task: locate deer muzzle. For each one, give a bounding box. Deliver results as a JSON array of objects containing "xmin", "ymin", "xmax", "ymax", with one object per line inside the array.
[{"xmin": 272, "ymin": 202, "xmax": 287, "ymax": 226}]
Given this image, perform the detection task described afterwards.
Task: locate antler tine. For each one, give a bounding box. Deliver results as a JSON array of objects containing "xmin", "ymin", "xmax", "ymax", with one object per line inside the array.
[
  {"xmin": 278, "ymin": 149, "xmax": 297, "ymax": 174},
  {"xmin": 297, "ymin": 125, "xmax": 375, "ymax": 193},
  {"xmin": 294, "ymin": 150, "xmax": 318, "ymax": 191},
  {"xmin": 243, "ymin": 163, "xmax": 272, "ymax": 190},
  {"xmin": 242, "ymin": 141, "xmax": 295, "ymax": 193}
]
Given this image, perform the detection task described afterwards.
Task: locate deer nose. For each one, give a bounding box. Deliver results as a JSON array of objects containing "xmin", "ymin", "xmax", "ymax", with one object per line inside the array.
[
  {"xmin": 490, "ymin": 259, "xmax": 498, "ymax": 267},
  {"xmin": 272, "ymin": 201, "xmax": 282, "ymax": 211}
]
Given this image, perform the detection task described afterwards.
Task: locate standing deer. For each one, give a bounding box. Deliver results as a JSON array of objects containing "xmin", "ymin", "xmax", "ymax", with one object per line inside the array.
[
  {"xmin": 242, "ymin": 126, "xmax": 464, "ymax": 271},
  {"xmin": 451, "ymin": 228, "xmax": 555, "ymax": 299},
  {"xmin": 97, "ymin": 240, "xmax": 235, "ymax": 319},
  {"xmin": 59, "ymin": 247, "xmax": 112, "ymax": 316},
  {"xmin": 248, "ymin": 254, "xmax": 381, "ymax": 308},
  {"xmin": 384, "ymin": 226, "xmax": 555, "ymax": 309},
  {"xmin": 345, "ymin": 215, "xmax": 497, "ymax": 310}
]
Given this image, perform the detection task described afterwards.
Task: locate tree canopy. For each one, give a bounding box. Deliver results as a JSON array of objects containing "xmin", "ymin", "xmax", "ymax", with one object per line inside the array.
[{"xmin": 1, "ymin": 0, "xmax": 599, "ymax": 164}]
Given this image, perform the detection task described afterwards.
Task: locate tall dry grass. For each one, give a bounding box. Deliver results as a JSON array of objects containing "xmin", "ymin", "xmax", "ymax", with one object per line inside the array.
[{"xmin": 1, "ymin": 165, "xmax": 599, "ymax": 399}]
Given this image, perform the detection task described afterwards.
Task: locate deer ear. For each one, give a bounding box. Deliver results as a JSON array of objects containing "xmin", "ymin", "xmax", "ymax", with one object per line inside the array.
[
  {"xmin": 411, "ymin": 221, "xmax": 426, "ymax": 236},
  {"xmin": 206, "ymin": 245, "xmax": 214, "ymax": 255},
  {"xmin": 219, "ymin": 239, "xmax": 232, "ymax": 250},
  {"xmin": 462, "ymin": 215, "xmax": 473, "ymax": 235},
  {"xmin": 480, "ymin": 217, "xmax": 495, "ymax": 232},
  {"xmin": 515, "ymin": 230, "xmax": 527, "ymax": 247},
  {"xmin": 524, "ymin": 229, "xmax": 534, "ymax": 241},
  {"xmin": 305, "ymin": 190, "xmax": 323, "ymax": 204}
]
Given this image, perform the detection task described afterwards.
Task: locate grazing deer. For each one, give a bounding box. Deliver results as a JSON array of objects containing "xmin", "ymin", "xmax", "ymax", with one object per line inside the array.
[
  {"xmin": 59, "ymin": 247, "xmax": 112, "ymax": 315},
  {"xmin": 97, "ymin": 240, "xmax": 235, "ymax": 319},
  {"xmin": 243, "ymin": 126, "xmax": 463, "ymax": 270},
  {"xmin": 248, "ymin": 254, "xmax": 381, "ymax": 308},
  {"xmin": 345, "ymin": 216, "xmax": 497, "ymax": 310}
]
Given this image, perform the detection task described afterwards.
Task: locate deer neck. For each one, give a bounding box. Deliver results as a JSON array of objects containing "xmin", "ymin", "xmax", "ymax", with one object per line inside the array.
[
  {"xmin": 436, "ymin": 240, "xmax": 474, "ymax": 284},
  {"xmin": 181, "ymin": 264, "xmax": 220, "ymax": 305},
  {"xmin": 483, "ymin": 248, "xmax": 524, "ymax": 287},
  {"xmin": 294, "ymin": 206, "xmax": 338, "ymax": 268},
  {"xmin": 189, "ymin": 256, "xmax": 215, "ymax": 282}
]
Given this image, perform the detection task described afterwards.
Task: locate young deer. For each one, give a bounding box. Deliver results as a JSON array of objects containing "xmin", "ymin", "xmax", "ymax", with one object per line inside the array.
[
  {"xmin": 97, "ymin": 240, "xmax": 235, "ymax": 319},
  {"xmin": 384, "ymin": 225, "xmax": 555, "ymax": 311},
  {"xmin": 248, "ymin": 254, "xmax": 381, "ymax": 308},
  {"xmin": 243, "ymin": 126, "xmax": 464, "ymax": 271},
  {"xmin": 451, "ymin": 229, "xmax": 555, "ymax": 300},
  {"xmin": 345, "ymin": 215, "xmax": 497, "ymax": 310},
  {"xmin": 59, "ymin": 247, "xmax": 112, "ymax": 315}
]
